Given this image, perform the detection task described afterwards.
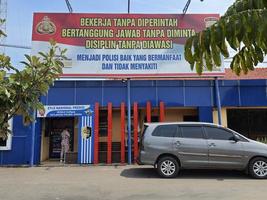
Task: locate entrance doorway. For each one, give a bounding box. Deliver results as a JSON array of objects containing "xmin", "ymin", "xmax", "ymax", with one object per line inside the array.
[
  {"xmin": 38, "ymin": 105, "xmax": 94, "ymax": 164},
  {"xmin": 41, "ymin": 117, "xmax": 78, "ymax": 162},
  {"xmin": 227, "ymin": 109, "xmax": 267, "ymax": 140},
  {"xmin": 48, "ymin": 118, "xmax": 74, "ymax": 159}
]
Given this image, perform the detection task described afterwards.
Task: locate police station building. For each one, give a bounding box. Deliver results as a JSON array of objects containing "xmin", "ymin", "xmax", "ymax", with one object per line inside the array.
[{"xmin": 1, "ymin": 13, "xmax": 267, "ymax": 166}]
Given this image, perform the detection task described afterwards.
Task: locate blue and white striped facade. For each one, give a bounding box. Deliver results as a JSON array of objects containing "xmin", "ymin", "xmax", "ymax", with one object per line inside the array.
[{"xmin": 79, "ymin": 115, "xmax": 94, "ymax": 164}]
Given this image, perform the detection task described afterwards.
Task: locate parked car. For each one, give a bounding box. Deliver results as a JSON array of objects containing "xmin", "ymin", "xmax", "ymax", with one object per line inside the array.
[{"xmin": 138, "ymin": 122, "xmax": 267, "ymax": 179}]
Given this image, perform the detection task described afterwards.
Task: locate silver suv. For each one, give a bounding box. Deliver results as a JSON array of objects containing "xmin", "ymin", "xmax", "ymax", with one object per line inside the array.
[{"xmin": 138, "ymin": 122, "xmax": 267, "ymax": 179}]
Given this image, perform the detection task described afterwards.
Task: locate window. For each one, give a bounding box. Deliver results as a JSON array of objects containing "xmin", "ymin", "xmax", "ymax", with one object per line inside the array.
[
  {"xmin": 205, "ymin": 126, "xmax": 233, "ymax": 140},
  {"xmin": 0, "ymin": 119, "xmax": 13, "ymax": 150},
  {"xmin": 183, "ymin": 115, "xmax": 199, "ymax": 122},
  {"xmin": 0, "ymin": 138, "xmax": 7, "ymax": 146},
  {"xmin": 152, "ymin": 125, "xmax": 177, "ymax": 137},
  {"xmin": 180, "ymin": 126, "xmax": 204, "ymax": 139},
  {"xmin": 151, "ymin": 116, "xmax": 159, "ymax": 122},
  {"xmin": 99, "ymin": 110, "xmax": 108, "ymax": 137}
]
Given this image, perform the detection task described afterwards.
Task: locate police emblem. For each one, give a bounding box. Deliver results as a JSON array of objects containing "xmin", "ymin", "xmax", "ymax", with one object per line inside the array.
[
  {"xmin": 82, "ymin": 126, "xmax": 92, "ymax": 139},
  {"xmin": 204, "ymin": 17, "xmax": 218, "ymax": 28},
  {"xmin": 36, "ymin": 16, "xmax": 56, "ymax": 35}
]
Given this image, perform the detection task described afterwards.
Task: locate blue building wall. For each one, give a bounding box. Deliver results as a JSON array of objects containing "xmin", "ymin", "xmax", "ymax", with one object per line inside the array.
[
  {"xmin": 1, "ymin": 116, "xmax": 32, "ymax": 165},
  {"xmin": 42, "ymin": 80, "xmax": 216, "ymax": 107},
  {"xmin": 1, "ymin": 79, "xmax": 267, "ymax": 165}
]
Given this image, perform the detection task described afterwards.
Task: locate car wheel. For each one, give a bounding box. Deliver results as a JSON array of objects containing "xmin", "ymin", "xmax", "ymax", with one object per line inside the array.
[
  {"xmin": 249, "ymin": 157, "xmax": 267, "ymax": 179},
  {"xmin": 157, "ymin": 156, "xmax": 179, "ymax": 178}
]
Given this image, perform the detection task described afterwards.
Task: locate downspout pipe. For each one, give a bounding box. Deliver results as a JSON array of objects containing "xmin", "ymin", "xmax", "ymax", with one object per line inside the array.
[
  {"xmin": 30, "ymin": 109, "xmax": 36, "ymax": 167},
  {"xmin": 127, "ymin": 78, "xmax": 132, "ymax": 164},
  {"xmin": 215, "ymin": 77, "xmax": 222, "ymax": 125}
]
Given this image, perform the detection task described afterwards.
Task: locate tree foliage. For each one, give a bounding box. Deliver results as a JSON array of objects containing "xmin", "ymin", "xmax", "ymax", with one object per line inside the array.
[
  {"xmin": 184, "ymin": 0, "xmax": 267, "ymax": 75},
  {"xmin": 0, "ymin": 20, "xmax": 66, "ymax": 138}
]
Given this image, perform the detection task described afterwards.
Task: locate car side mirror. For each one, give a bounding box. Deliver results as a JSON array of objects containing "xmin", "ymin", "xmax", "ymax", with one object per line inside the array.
[{"xmin": 230, "ymin": 134, "xmax": 241, "ymax": 142}]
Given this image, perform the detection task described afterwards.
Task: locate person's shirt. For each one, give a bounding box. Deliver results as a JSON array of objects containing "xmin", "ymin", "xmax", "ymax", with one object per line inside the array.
[{"xmin": 61, "ymin": 130, "xmax": 70, "ymax": 145}]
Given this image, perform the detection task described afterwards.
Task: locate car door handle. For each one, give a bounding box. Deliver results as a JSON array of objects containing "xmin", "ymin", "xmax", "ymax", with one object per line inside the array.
[
  {"xmin": 209, "ymin": 143, "xmax": 216, "ymax": 147},
  {"xmin": 174, "ymin": 141, "xmax": 181, "ymax": 147}
]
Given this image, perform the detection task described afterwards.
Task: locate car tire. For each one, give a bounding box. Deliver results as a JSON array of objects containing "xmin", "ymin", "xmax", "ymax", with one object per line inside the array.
[
  {"xmin": 249, "ymin": 157, "xmax": 267, "ymax": 179},
  {"xmin": 157, "ymin": 156, "xmax": 179, "ymax": 178}
]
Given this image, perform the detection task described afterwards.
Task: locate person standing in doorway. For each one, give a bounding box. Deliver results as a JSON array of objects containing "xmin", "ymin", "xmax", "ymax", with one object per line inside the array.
[{"xmin": 60, "ymin": 127, "xmax": 70, "ymax": 163}]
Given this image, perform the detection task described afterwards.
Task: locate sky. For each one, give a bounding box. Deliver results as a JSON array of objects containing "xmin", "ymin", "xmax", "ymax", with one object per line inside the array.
[{"xmin": 4, "ymin": 0, "xmax": 236, "ymax": 69}]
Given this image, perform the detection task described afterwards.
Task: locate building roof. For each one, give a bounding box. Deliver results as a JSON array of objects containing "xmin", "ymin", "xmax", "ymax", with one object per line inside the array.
[
  {"xmin": 223, "ymin": 68, "xmax": 267, "ymax": 80},
  {"xmin": 56, "ymin": 67, "xmax": 267, "ymax": 81},
  {"xmin": 125, "ymin": 68, "xmax": 267, "ymax": 81}
]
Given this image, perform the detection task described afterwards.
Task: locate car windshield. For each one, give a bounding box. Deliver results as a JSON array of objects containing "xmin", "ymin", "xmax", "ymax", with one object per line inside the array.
[{"xmin": 225, "ymin": 127, "xmax": 249, "ymax": 142}]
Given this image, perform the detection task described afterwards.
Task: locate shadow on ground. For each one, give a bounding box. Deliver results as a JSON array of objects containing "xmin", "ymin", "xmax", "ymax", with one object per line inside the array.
[{"xmin": 120, "ymin": 167, "xmax": 251, "ymax": 180}]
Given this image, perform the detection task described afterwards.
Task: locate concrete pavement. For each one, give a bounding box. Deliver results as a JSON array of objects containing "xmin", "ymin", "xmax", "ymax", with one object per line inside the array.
[{"xmin": 0, "ymin": 165, "xmax": 266, "ymax": 200}]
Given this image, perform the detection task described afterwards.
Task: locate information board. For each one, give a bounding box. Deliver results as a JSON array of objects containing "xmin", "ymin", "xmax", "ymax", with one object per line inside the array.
[{"xmin": 32, "ymin": 13, "xmax": 224, "ymax": 78}]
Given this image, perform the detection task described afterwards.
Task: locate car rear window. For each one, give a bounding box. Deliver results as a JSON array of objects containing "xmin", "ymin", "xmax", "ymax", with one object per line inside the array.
[
  {"xmin": 180, "ymin": 126, "xmax": 204, "ymax": 139},
  {"xmin": 152, "ymin": 125, "xmax": 178, "ymax": 137},
  {"xmin": 141, "ymin": 125, "xmax": 148, "ymax": 138}
]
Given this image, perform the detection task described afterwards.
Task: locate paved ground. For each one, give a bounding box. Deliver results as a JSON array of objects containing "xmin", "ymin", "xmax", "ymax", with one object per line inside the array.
[{"xmin": 0, "ymin": 165, "xmax": 266, "ymax": 200}]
